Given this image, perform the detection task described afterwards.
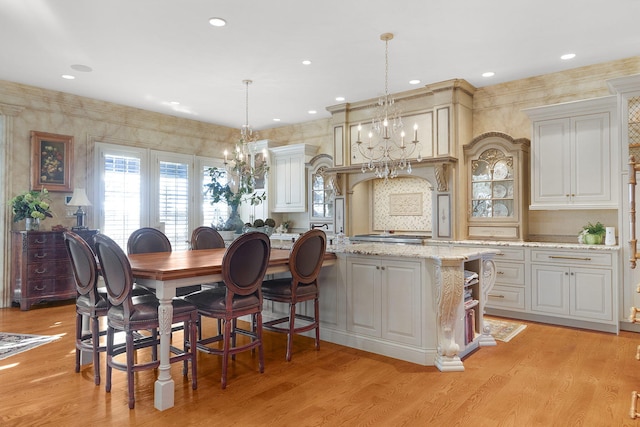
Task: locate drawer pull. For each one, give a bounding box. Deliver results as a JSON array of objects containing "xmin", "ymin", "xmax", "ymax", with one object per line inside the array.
[
  {"xmin": 495, "ymin": 253, "xmax": 505, "ymax": 256},
  {"xmin": 34, "ymin": 284, "xmax": 46, "ymax": 291},
  {"xmin": 34, "ymin": 253, "xmax": 48, "ymax": 259},
  {"xmin": 34, "ymin": 268, "xmax": 47, "ymax": 274},
  {"xmin": 34, "ymin": 238, "xmax": 47, "ymax": 244},
  {"xmin": 548, "ymin": 255, "xmax": 591, "ymax": 261},
  {"xmin": 497, "ymin": 271, "xmax": 505, "ymax": 275},
  {"xmin": 488, "ymin": 293, "xmax": 505, "ymax": 299}
]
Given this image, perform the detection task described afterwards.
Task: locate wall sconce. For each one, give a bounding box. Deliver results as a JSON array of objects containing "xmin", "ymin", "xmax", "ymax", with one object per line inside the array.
[{"xmin": 68, "ymin": 188, "xmax": 92, "ymax": 230}]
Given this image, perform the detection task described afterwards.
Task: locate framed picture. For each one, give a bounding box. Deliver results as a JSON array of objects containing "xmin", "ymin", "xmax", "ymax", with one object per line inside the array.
[
  {"xmin": 31, "ymin": 131, "xmax": 73, "ymax": 192},
  {"xmin": 437, "ymin": 194, "xmax": 451, "ymax": 238}
]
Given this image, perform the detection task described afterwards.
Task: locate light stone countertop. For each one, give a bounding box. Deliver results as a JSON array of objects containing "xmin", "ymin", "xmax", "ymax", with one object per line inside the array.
[
  {"xmin": 428, "ymin": 239, "xmax": 621, "ymax": 251},
  {"xmin": 269, "ymin": 237, "xmax": 620, "ymax": 260},
  {"xmin": 269, "ymin": 239, "xmax": 499, "ymax": 261}
]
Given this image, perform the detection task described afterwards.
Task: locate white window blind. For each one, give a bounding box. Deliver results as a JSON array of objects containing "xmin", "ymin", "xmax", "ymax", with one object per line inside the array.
[
  {"xmin": 102, "ymin": 153, "xmax": 142, "ymax": 249},
  {"xmin": 158, "ymin": 160, "xmax": 190, "ymax": 251}
]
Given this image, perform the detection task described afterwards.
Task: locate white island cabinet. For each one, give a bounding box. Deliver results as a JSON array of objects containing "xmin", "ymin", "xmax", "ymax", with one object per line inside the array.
[{"xmin": 264, "ymin": 240, "xmax": 498, "ymax": 371}]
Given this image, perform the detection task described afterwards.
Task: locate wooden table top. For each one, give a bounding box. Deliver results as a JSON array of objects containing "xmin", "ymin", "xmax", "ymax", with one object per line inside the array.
[{"xmin": 128, "ymin": 248, "xmax": 336, "ymax": 281}]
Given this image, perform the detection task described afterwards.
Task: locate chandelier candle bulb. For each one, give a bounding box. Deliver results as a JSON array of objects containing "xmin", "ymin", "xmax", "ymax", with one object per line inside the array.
[
  {"xmin": 414, "ymin": 123, "xmax": 418, "ymax": 141},
  {"xmin": 401, "ymin": 131, "xmax": 405, "ymax": 147},
  {"xmin": 357, "ymin": 124, "xmax": 362, "ymax": 141}
]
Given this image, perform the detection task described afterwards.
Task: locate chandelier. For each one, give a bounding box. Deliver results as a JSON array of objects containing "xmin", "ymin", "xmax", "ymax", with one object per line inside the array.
[
  {"xmin": 218, "ymin": 79, "xmax": 268, "ymax": 206},
  {"xmin": 353, "ymin": 33, "xmax": 421, "ymax": 180}
]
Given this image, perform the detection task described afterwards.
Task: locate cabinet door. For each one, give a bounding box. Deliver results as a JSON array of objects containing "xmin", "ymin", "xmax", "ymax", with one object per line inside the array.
[
  {"xmin": 272, "ymin": 152, "xmax": 306, "ymax": 212},
  {"xmin": 571, "ymin": 113, "xmax": 611, "ymax": 204},
  {"xmin": 346, "ymin": 258, "xmax": 381, "ymax": 337},
  {"xmin": 532, "ymin": 118, "xmax": 571, "ymax": 206},
  {"xmin": 570, "ymin": 267, "xmax": 612, "ymax": 321},
  {"xmin": 531, "ymin": 264, "xmax": 570, "ymax": 315},
  {"xmin": 381, "ymin": 259, "xmax": 421, "ymax": 345}
]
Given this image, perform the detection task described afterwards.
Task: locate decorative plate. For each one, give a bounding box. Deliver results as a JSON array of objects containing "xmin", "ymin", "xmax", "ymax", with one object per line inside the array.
[
  {"xmin": 493, "ymin": 202, "xmax": 509, "ymax": 217},
  {"xmin": 493, "ymin": 184, "xmax": 507, "ymax": 198},
  {"xmin": 493, "ymin": 161, "xmax": 509, "ymax": 180}
]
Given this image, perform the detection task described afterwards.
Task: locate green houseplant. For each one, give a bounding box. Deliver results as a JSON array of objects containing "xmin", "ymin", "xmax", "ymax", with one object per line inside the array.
[
  {"xmin": 10, "ymin": 188, "xmax": 53, "ymax": 230},
  {"xmin": 579, "ymin": 221, "xmax": 606, "ymax": 245}
]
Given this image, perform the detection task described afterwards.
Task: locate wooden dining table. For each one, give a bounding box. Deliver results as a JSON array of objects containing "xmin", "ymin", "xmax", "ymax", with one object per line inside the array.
[{"xmin": 127, "ymin": 247, "xmax": 336, "ymax": 411}]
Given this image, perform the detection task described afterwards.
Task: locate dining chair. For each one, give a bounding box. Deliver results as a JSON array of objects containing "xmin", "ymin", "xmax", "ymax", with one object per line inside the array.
[
  {"xmin": 94, "ymin": 233, "xmax": 198, "ymax": 409},
  {"xmin": 191, "ymin": 226, "xmax": 226, "ymax": 250},
  {"xmin": 261, "ymin": 229, "xmax": 326, "ymax": 361},
  {"xmin": 190, "ymin": 226, "xmax": 227, "ymax": 337},
  {"xmin": 63, "ymin": 231, "xmax": 107, "ymax": 386},
  {"xmin": 183, "ymin": 231, "xmax": 271, "ymax": 389},
  {"xmin": 127, "ymin": 227, "xmax": 172, "ymax": 254},
  {"xmin": 127, "ymin": 227, "xmax": 199, "ymax": 296}
]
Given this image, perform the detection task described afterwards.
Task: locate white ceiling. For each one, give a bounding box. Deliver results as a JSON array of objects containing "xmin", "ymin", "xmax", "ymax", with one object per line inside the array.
[{"xmin": 1, "ymin": 0, "xmax": 639, "ymax": 131}]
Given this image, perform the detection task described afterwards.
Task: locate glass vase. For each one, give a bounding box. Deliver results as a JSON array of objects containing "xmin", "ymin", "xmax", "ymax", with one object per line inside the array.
[{"xmin": 25, "ymin": 218, "xmax": 40, "ymax": 231}]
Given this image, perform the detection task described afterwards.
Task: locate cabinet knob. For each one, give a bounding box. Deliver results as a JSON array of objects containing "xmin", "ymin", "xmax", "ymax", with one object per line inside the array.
[{"xmin": 381, "ymin": 266, "xmax": 386, "ymax": 270}]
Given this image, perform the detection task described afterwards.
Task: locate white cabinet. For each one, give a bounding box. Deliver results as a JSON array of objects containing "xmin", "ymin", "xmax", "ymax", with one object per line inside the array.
[
  {"xmin": 486, "ymin": 247, "xmax": 527, "ymax": 312},
  {"xmin": 270, "ymin": 144, "xmax": 317, "ymax": 212},
  {"xmin": 524, "ymin": 96, "xmax": 618, "ymax": 210},
  {"xmin": 530, "ymin": 249, "xmax": 614, "ymax": 323},
  {"xmin": 346, "ymin": 255, "xmax": 422, "ymax": 346}
]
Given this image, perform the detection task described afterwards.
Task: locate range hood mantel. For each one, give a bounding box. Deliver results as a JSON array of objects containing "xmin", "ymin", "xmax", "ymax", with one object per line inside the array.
[{"xmin": 325, "ymin": 156, "xmax": 456, "ymax": 192}]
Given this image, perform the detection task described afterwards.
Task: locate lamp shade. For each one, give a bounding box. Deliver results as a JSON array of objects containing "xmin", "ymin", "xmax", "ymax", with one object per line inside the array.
[{"xmin": 68, "ymin": 188, "xmax": 92, "ymax": 207}]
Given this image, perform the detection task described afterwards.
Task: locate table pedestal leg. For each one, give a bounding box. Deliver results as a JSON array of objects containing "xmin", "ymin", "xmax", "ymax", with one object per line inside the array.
[{"xmin": 154, "ymin": 295, "xmax": 175, "ymax": 411}]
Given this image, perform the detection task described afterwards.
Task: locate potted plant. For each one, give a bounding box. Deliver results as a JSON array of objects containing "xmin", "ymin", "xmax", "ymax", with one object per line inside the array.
[
  {"xmin": 579, "ymin": 221, "xmax": 606, "ymax": 245},
  {"xmin": 9, "ymin": 188, "xmax": 53, "ymax": 230}
]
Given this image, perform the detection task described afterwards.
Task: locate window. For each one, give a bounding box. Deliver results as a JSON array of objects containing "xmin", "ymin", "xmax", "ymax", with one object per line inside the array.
[
  {"xmin": 99, "ymin": 146, "xmax": 145, "ymax": 248},
  {"xmin": 157, "ymin": 159, "xmax": 190, "ymax": 251},
  {"xmin": 96, "ymin": 143, "xmax": 221, "ymax": 250},
  {"xmin": 198, "ymin": 158, "xmax": 229, "ymax": 229},
  {"xmin": 312, "ymin": 172, "xmax": 333, "ymax": 219}
]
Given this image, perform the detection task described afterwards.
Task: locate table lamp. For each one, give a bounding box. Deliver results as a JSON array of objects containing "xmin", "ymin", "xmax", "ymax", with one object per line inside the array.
[{"xmin": 68, "ymin": 188, "xmax": 92, "ymax": 230}]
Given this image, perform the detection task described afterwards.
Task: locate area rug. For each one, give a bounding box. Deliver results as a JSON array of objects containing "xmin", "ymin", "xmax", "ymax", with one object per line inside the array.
[
  {"xmin": 484, "ymin": 318, "xmax": 527, "ymax": 342},
  {"xmin": 0, "ymin": 332, "xmax": 62, "ymax": 361}
]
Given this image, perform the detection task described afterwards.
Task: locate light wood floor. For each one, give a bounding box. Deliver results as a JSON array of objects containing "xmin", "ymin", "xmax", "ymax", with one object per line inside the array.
[{"xmin": 1, "ymin": 302, "xmax": 640, "ymax": 426}]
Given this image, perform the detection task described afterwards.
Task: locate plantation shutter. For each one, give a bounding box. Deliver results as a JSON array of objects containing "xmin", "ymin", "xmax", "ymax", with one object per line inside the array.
[
  {"xmin": 101, "ymin": 153, "xmax": 143, "ymax": 249},
  {"xmin": 158, "ymin": 160, "xmax": 190, "ymax": 251}
]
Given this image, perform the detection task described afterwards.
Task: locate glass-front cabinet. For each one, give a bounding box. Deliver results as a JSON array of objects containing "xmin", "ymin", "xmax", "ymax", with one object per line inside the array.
[{"xmin": 464, "ymin": 133, "xmax": 530, "ymax": 241}]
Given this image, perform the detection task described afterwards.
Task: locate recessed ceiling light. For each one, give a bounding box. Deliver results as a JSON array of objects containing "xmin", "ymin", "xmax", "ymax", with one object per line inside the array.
[
  {"xmin": 308, "ymin": 110, "xmax": 317, "ymax": 115},
  {"xmin": 482, "ymin": 72, "xmax": 495, "ymax": 78},
  {"xmin": 273, "ymin": 118, "xmax": 281, "ymax": 122},
  {"xmin": 209, "ymin": 17, "xmax": 227, "ymax": 27},
  {"xmin": 302, "ymin": 60, "xmax": 312, "ymax": 65},
  {"xmin": 335, "ymin": 96, "xmax": 345, "ymax": 102},
  {"xmin": 71, "ymin": 64, "xmax": 92, "ymax": 72},
  {"xmin": 561, "ymin": 53, "xmax": 576, "ymax": 60},
  {"xmin": 61, "ymin": 74, "xmax": 75, "ymax": 80},
  {"xmin": 170, "ymin": 101, "xmax": 180, "ymax": 105},
  {"xmin": 409, "ymin": 79, "xmax": 421, "ymax": 85}
]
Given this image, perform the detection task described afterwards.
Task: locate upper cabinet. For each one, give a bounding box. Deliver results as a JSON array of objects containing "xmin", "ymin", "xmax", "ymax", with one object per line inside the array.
[
  {"xmin": 270, "ymin": 143, "xmax": 318, "ymax": 213},
  {"xmin": 464, "ymin": 133, "xmax": 530, "ymax": 241},
  {"xmin": 524, "ymin": 96, "xmax": 618, "ymax": 210}
]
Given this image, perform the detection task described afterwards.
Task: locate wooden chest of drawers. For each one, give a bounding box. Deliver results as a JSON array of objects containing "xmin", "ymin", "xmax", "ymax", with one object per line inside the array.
[{"xmin": 11, "ymin": 230, "xmax": 98, "ymax": 310}]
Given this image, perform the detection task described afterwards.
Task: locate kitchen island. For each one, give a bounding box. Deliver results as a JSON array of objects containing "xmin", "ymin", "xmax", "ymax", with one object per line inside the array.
[{"xmin": 267, "ymin": 239, "xmax": 499, "ymax": 371}]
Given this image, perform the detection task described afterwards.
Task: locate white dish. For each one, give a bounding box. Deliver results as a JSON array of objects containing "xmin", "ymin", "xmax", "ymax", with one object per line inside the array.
[
  {"xmin": 493, "ymin": 184, "xmax": 507, "ymax": 198},
  {"xmin": 493, "ymin": 202, "xmax": 509, "ymax": 217},
  {"xmin": 493, "ymin": 161, "xmax": 509, "ymax": 180}
]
